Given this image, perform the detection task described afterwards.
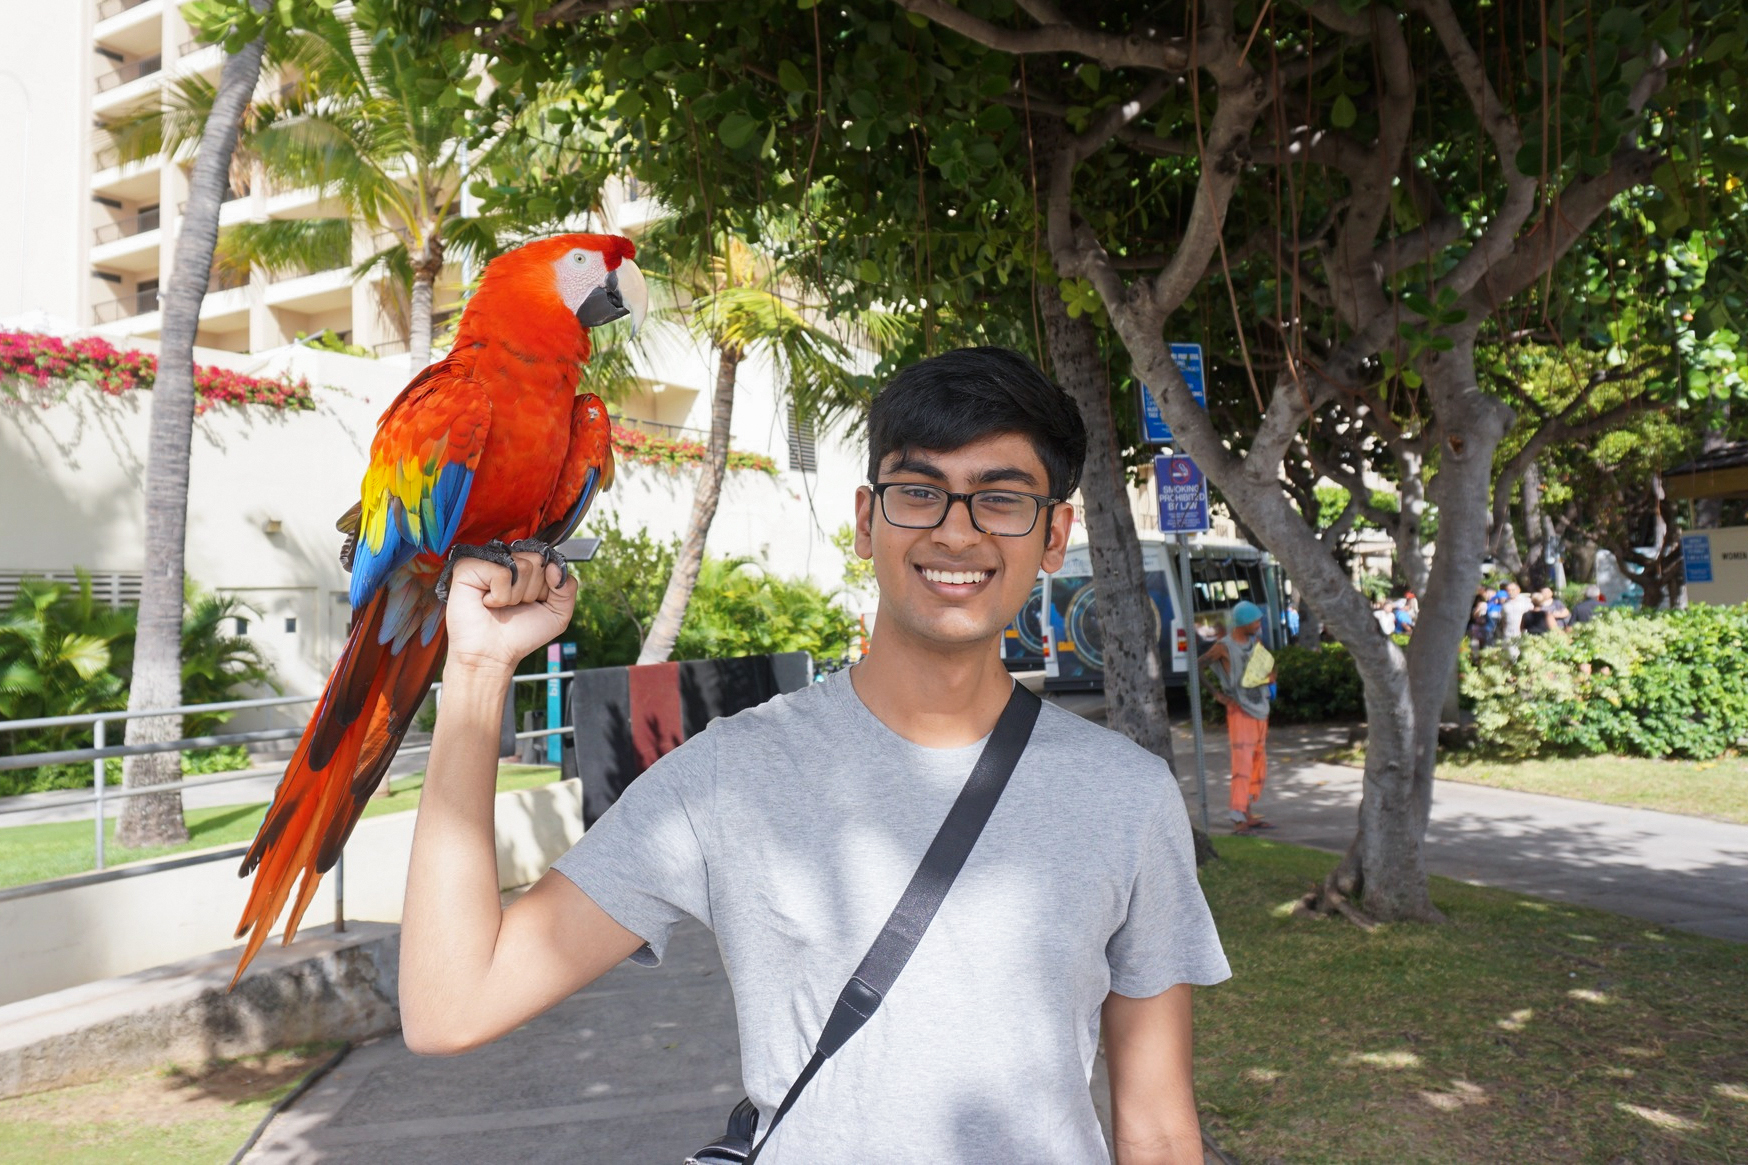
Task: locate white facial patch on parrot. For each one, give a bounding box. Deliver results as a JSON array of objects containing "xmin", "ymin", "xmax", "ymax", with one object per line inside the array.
[{"xmin": 555, "ymin": 249, "xmax": 609, "ymax": 314}]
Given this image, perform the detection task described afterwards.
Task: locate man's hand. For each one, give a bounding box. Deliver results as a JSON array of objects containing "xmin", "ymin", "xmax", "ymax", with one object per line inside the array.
[{"xmin": 443, "ymin": 552, "xmax": 575, "ymax": 676}]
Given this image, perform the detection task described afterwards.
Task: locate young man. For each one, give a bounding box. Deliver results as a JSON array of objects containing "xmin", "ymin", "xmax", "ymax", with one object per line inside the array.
[
  {"xmin": 398, "ymin": 347, "xmax": 1228, "ymax": 1163},
  {"xmin": 1199, "ymin": 602, "xmax": 1274, "ymax": 834}
]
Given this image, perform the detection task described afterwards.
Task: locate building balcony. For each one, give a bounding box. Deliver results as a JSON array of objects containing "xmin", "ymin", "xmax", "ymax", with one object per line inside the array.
[
  {"xmin": 92, "ymin": 208, "xmax": 160, "ymax": 245},
  {"xmin": 90, "ymin": 222, "xmax": 161, "ymax": 271},
  {"xmin": 92, "ymin": 288, "xmax": 160, "ymax": 325},
  {"xmin": 95, "ymin": 0, "xmax": 162, "ymax": 57},
  {"xmin": 95, "ymin": 54, "xmax": 161, "ymax": 94},
  {"xmin": 264, "ymin": 266, "xmax": 353, "ymax": 313},
  {"xmin": 96, "ymin": 0, "xmax": 156, "ymax": 19},
  {"xmin": 199, "ymin": 283, "xmax": 252, "ymax": 328}
]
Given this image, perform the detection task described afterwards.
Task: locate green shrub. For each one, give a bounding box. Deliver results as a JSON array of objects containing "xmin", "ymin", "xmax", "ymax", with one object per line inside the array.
[
  {"xmin": 532, "ymin": 514, "xmax": 856, "ymax": 694},
  {"xmin": 0, "ymin": 575, "xmax": 276, "ymax": 796},
  {"xmin": 1269, "ymin": 644, "xmax": 1367, "ymax": 723},
  {"xmin": 673, "ymin": 558, "xmax": 856, "ymax": 665},
  {"xmin": 1460, "ymin": 605, "xmax": 1748, "ymax": 760}
]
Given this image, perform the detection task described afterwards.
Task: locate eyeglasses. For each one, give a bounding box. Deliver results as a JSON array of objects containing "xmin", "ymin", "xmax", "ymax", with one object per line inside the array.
[{"xmin": 870, "ymin": 482, "xmax": 1059, "ymax": 537}]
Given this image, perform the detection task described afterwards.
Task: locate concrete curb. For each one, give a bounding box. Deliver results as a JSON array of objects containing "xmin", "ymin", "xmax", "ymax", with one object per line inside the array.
[{"xmin": 0, "ymin": 921, "xmax": 400, "ymax": 1099}]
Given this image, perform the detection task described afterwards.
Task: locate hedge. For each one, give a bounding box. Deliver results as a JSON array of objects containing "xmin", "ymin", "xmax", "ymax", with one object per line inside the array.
[{"xmin": 1461, "ymin": 604, "xmax": 1748, "ymax": 760}]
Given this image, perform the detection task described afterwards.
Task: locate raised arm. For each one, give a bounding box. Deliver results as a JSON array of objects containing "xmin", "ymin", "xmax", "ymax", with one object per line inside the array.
[{"xmin": 399, "ymin": 552, "xmax": 642, "ymax": 1055}]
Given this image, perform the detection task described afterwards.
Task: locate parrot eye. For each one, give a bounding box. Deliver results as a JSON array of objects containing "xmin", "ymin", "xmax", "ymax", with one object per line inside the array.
[{"xmin": 571, "ymin": 251, "xmax": 587, "ymax": 264}]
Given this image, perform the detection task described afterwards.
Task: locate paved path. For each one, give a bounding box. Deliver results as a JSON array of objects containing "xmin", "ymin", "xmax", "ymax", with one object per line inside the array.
[{"xmin": 241, "ymin": 695, "xmax": 1748, "ymax": 1162}]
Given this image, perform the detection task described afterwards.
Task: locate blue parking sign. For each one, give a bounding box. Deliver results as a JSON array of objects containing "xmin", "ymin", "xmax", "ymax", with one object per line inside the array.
[
  {"xmin": 1155, "ymin": 454, "xmax": 1211, "ymax": 534},
  {"xmin": 1139, "ymin": 342, "xmax": 1207, "ymax": 445}
]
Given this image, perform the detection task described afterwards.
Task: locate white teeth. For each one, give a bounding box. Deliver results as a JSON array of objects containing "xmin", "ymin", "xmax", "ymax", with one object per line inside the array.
[{"xmin": 922, "ymin": 568, "xmax": 990, "ymax": 585}]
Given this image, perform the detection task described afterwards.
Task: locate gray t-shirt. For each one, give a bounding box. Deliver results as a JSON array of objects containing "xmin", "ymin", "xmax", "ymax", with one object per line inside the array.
[{"xmin": 553, "ymin": 669, "xmax": 1229, "ymax": 1163}]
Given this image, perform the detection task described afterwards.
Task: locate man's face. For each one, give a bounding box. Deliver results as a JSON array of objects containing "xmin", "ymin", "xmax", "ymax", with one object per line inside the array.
[
  {"xmin": 1507, "ymin": 583, "xmax": 1521, "ymax": 597},
  {"xmin": 853, "ymin": 432, "xmax": 1073, "ymax": 651}
]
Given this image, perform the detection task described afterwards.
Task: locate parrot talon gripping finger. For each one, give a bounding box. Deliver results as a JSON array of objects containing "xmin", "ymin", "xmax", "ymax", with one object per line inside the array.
[
  {"xmin": 434, "ymin": 539, "xmax": 518, "ymax": 603},
  {"xmin": 508, "ymin": 538, "xmax": 569, "ymax": 575}
]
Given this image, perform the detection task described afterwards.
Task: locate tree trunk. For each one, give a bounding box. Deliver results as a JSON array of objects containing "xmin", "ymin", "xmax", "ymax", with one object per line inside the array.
[
  {"xmin": 116, "ymin": 29, "xmax": 268, "ymax": 850},
  {"xmin": 1037, "ymin": 288, "xmax": 1177, "ymax": 768},
  {"xmin": 1520, "ymin": 460, "xmax": 1549, "ymax": 590},
  {"xmin": 409, "ymin": 233, "xmax": 445, "ymax": 370},
  {"xmin": 1111, "ymin": 328, "xmax": 1512, "ymax": 922},
  {"xmin": 637, "ymin": 344, "xmax": 740, "ymax": 664},
  {"xmin": 1297, "ymin": 603, "xmax": 1324, "ymax": 649}
]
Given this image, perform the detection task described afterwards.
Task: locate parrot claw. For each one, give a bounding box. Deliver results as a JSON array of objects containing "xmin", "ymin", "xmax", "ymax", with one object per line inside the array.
[
  {"xmin": 508, "ymin": 538, "xmax": 569, "ymax": 575},
  {"xmin": 434, "ymin": 539, "xmax": 518, "ymax": 603}
]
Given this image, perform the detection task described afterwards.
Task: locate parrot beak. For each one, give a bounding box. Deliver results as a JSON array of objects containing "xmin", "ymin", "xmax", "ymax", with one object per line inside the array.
[{"xmin": 575, "ymin": 260, "xmax": 648, "ymax": 337}]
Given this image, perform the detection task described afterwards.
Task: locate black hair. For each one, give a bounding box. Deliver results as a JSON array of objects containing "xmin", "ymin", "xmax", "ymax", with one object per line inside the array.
[{"xmin": 865, "ymin": 347, "xmax": 1087, "ymax": 500}]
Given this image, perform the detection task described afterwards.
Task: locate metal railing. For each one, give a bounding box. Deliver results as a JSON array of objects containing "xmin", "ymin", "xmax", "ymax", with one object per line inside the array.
[
  {"xmin": 96, "ymin": 0, "xmax": 154, "ymax": 20},
  {"xmin": 609, "ymin": 413, "xmax": 712, "ymax": 442},
  {"xmin": 95, "ymin": 54, "xmax": 161, "ymax": 93},
  {"xmin": 92, "ymin": 207, "xmax": 159, "ymax": 245},
  {"xmin": 92, "ymin": 287, "xmax": 160, "ymax": 323},
  {"xmin": 0, "ymin": 672, "xmax": 576, "ymax": 882}
]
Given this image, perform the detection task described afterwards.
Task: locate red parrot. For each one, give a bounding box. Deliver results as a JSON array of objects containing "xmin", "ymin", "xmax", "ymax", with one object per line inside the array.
[{"xmin": 230, "ymin": 233, "xmax": 646, "ymax": 985}]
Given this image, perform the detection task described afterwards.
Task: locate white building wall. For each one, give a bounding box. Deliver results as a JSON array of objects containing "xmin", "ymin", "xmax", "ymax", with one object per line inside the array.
[
  {"xmin": 0, "ymin": 1, "xmax": 90, "ymax": 324},
  {"xmin": 0, "ymin": 337, "xmax": 867, "ymax": 726}
]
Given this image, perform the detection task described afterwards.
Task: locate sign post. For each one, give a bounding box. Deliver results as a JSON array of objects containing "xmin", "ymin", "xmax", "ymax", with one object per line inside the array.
[
  {"xmin": 546, "ymin": 644, "xmax": 563, "ymax": 764},
  {"xmin": 1177, "ymin": 538, "xmax": 1210, "ymax": 834},
  {"xmin": 1156, "ymin": 452, "xmax": 1212, "ymax": 832}
]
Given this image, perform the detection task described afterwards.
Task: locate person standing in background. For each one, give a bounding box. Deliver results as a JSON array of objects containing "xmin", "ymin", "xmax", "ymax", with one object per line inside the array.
[
  {"xmin": 1501, "ymin": 582, "xmax": 1533, "ymax": 640},
  {"xmin": 1571, "ymin": 584, "xmax": 1605, "ymax": 624},
  {"xmin": 1201, "ymin": 601, "xmax": 1275, "ymax": 834}
]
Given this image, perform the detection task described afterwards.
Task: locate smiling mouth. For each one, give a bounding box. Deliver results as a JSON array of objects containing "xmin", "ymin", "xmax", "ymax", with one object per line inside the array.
[{"xmin": 919, "ymin": 566, "xmax": 995, "ymax": 587}]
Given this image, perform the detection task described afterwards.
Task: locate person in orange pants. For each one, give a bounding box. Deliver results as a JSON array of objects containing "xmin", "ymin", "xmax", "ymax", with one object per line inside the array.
[{"xmin": 1199, "ymin": 601, "xmax": 1275, "ymax": 833}]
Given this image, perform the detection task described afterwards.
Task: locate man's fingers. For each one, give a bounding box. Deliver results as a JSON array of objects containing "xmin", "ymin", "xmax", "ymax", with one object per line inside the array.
[
  {"xmin": 484, "ymin": 561, "xmax": 515, "ymax": 608},
  {"xmin": 508, "ymin": 552, "xmax": 548, "ymax": 605}
]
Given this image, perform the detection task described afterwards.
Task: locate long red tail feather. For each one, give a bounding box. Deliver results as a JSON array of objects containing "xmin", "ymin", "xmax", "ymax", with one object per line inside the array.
[{"xmin": 230, "ymin": 589, "xmax": 445, "ymax": 987}]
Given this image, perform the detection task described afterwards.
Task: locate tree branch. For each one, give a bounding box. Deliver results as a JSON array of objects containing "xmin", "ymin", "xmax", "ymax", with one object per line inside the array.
[{"xmin": 888, "ymin": 0, "xmax": 1191, "ymax": 71}]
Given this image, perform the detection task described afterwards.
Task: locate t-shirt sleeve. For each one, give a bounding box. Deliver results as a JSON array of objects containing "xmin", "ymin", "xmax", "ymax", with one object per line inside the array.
[
  {"xmin": 1105, "ymin": 784, "xmax": 1231, "ymax": 997},
  {"xmin": 550, "ymin": 732, "xmax": 715, "ymax": 967}
]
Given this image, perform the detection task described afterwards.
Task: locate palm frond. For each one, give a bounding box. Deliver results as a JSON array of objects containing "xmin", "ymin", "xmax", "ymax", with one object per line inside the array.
[{"xmin": 218, "ymin": 218, "xmax": 353, "ymax": 279}]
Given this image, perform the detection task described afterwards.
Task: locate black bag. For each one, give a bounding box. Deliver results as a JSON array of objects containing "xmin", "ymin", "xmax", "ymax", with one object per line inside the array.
[{"xmin": 685, "ymin": 683, "xmax": 1042, "ymax": 1165}]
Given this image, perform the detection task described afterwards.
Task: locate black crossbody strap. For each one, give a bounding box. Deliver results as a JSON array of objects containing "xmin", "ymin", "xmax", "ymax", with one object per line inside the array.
[{"xmin": 743, "ymin": 682, "xmax": 1042, "ymax": 1163}]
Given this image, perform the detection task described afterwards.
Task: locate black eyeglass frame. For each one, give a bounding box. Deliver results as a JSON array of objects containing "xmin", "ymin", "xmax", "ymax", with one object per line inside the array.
[{"xmin": 868, "ymin": 481, "xmax": 1062, "ymax": 538}]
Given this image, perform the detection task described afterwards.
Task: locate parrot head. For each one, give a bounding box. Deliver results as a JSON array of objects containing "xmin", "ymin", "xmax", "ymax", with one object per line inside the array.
[{"xmin": 465, "ymin": 233, "xmax": 648, "ymax": 355}]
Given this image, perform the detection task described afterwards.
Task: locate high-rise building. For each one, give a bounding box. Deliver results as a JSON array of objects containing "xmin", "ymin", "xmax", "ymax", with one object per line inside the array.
[{"xmin": 0, "ymin": 0, "xmax": 456, "ymax": 353}]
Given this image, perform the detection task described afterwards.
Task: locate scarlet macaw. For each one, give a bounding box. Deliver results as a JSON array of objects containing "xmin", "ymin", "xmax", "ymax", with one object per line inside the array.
[{"xmin": 230, "ymin": 234, "xmax": 646, "ymax": 984}]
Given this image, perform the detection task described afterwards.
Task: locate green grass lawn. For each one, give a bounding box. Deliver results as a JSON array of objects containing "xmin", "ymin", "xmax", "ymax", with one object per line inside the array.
[
  {"xmin": 1196, "ymin": 838, "xmax": 1748, "ymax": 1163},
  {"xmin": 0, "ymin": 1044, "xmax": 339, "ymax": 1165},
  {"xmin": 0, "ymin": 765, "xmax": 561, "ymax": 891},
  {"xmin": 1437, "ymin": 751, "xmax": 1748, "ymax": 824}
]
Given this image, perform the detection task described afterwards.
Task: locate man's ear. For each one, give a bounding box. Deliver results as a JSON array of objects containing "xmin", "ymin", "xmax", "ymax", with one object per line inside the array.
[
  {"xmin": 1040, "ymin": 502, "xmax": 1074, "ymax": 573},
  {"xmin": 853, "ymin": 486, "xmax": 876, "ymax": 561}
]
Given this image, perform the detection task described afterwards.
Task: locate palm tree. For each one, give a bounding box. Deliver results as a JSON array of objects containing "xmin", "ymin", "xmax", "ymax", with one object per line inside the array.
[
  {"xmin": 114, "ymin": 23, "xmax": 270, "ymax": 850},
  {"xmin": 636, "ymin": 229, "xmax": 903, "ymax": 665}
]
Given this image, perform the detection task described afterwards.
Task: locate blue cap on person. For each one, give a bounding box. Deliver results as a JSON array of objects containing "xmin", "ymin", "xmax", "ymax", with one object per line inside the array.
[{"xmin": 1229, "ymin": 601, "xmax": 1264, "ymax": 629}]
